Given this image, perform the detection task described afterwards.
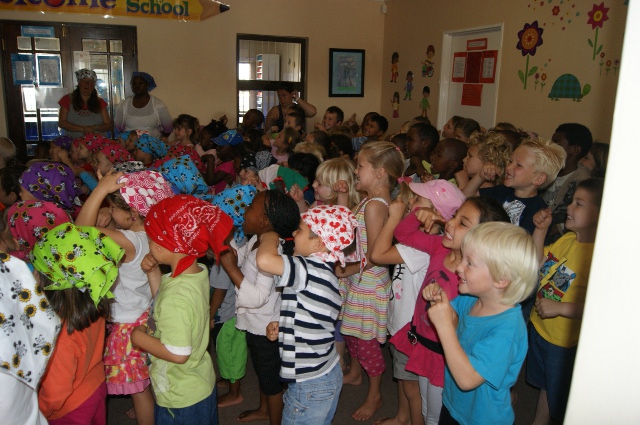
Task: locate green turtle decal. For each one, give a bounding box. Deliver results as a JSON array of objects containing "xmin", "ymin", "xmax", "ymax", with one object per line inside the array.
[{"xmin": 548, "ymin": 74, "xmax": 591, "ymax": 101}]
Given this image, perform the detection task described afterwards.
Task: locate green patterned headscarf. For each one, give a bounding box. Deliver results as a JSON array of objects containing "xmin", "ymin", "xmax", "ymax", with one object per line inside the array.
[{"xmin": 30, "ymin": 223, "xmax": 124, "ymax": 306}]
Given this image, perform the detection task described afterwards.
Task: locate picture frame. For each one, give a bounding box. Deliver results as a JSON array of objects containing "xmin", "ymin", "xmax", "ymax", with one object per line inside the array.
[{"xmin": 329, "ymin": 48, "xmax": 365, "ymax": 97}]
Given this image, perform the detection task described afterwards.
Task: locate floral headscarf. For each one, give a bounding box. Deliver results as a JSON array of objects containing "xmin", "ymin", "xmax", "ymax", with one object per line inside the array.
[
  {"xmin": 301, "ymin": 205, "xmax": 359, "ymax": 267},
  {"xmin": 145, "ymin": 195, "xmax": 233, "ymax": 277},
  {"xmin": 153, "ymin": 155, "xmax": 211, "ymax": 201},
  {"xmin": 118, "ymin": 170, "xmax": 175, "ymax": 217},
  {"xmin": 19, "ymin": 162, "xmax": 82, "ymax": 211},
  {"xmin": 75, "ymin": 68, "xmax": 97, "ymax": 82},
  {"xmin": 112, "ymin": 161, "xmax": 146, "ymax": 174},
  {"xmin": 98, "ymin": 142, "xmax": 134, "ymax": 164},
  {"xmin": 0, "ymin": 253, "xmax": 61, "ymax": 389},
  {"xmin": 134, "ymin": 134, "xmax": 167, "ymax": 160},
  {"xmin": 30, "ymin": 223, "xmax": 124, "ymax": 307},
  {"xmin": 8, "ymin": 201, "xmax": 71, "ymax": 259},
  {"xmin": 73, "ymin": 133, "xmax": 111, "ymax": 153},
  {"xmin": 165, "ymin": 144, "xmax": 206, "ymax": 175},
  {"xmin": 52, "ymin": 135, "xmax": 73, "ymax": 152},
  {"xmin": 212, "ymin": 185, "xmax": 256, "ymax": 244}
]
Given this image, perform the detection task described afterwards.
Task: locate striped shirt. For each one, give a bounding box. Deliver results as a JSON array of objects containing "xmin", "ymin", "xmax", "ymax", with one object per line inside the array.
[{"xmin": 276, "ymin": 254, "xmax": 341, "ymax": 383}]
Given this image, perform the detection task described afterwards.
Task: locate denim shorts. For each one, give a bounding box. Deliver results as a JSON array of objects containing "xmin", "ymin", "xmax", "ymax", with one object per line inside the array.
[
  {"xmin": 282, "ymin": 362, "xmax": 343, "ymax": 425},
  {"xmin": 526, "ymin": 324, "xmax": 577, "ymax": 423},
  {"xmin": 154, "ymin": 385, "xmax": 218, "ymax": 425}
]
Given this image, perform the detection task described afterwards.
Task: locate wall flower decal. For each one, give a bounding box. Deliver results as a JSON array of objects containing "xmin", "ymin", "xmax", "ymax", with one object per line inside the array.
[
  {"xmin": 516, "ymin": 21, "xmax": 543, "ymax": 89},
  {"xmin": 587, "ymin": 2, "xmax": 609, "ymax": 60}
]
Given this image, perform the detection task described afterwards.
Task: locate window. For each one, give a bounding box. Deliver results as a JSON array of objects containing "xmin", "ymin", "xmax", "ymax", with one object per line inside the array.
[{"xmin": 236, "ymin": 34, "xmax": 307, "ymax": 126}]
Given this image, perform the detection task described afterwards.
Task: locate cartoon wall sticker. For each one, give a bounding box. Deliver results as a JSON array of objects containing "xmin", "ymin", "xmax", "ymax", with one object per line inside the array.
[
  {"xmin": 392, "ymin": 92, "xmax": 400, "ymax": 118},
  {"xmin": 533, "ymin": 72, "xmax": 549, "ymax": 92},
  {"xmin": 391, "ymin": 52, "xmax": 399, "ymax": 83},
  {"xmin": 404, "ymin": 71, "xmax": 414, "ymax": 100},
  {"xmin": 548, "ymin": 74, "xmax": 591, "ymax": 101},
  {"xmin": 421, "ymin": 45, "xmax": 436, "ymax": 78},
  {"xmin": 516, "ymin": 21, "xmax": 544, "ymax": 89},
  {"xmin": 587, "ymin": 2, "xmax": 609, "ymax": 60},
  {"xmin": 420, "ymin": 86, "xmax": 430, "ymax": 118}
]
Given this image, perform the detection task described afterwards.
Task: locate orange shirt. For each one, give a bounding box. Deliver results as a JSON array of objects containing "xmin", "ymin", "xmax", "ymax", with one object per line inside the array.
[{"xmin": 38, "ymin": 317, "xmax": 106, "ymax": 420}]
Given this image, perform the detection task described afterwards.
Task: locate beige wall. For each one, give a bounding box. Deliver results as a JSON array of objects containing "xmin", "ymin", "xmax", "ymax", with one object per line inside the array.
[
  {"xmin": 381, "ymin": 0, "xmax": 627, "ymax": 141},
  {"xmin": 0, "ymin": 0, "xmax": 385, "ymax": 136}
]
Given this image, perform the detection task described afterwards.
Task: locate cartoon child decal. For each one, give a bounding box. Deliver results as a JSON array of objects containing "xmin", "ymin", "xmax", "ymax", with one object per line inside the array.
[
  {"xmin": 422, "ymin": 45, "xmax": 436, "ymax": 78},
  {"xmin": 391, "ymin": 52, "xmax": 399, "ymax": 83},
  {"xmin": 392, "ymin": 92, "xmax": 400, "ymax": 118},
  {"xmin": 420, "ymin": 86, "xmax": 430, "ymax": 118},
  {"xmin": 404, "ymin": 71, "xmax": 414, "ymax": 100}
]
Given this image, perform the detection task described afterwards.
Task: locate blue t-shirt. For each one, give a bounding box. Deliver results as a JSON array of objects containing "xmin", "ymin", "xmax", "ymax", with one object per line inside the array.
[
  {"xmin": 443, "ymin": 295, "xmax": 527, "ymax": 425},
  {"xmin": 479, "ymin": 185, "xmax": 546, "ymax": 234}
]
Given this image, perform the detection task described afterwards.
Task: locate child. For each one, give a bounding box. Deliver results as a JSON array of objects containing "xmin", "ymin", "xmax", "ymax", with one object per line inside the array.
[
  {"xmin": 131, "ymin": 195, "xmax": 233, "ymax": 425},
  {"xmin": 453, "ymin": 118, "xmax": 481, "ymax": 143},
  {"xmin": 391, "ymin": 194, "xmax": 508, "ymax": 425},
  {"xmin": 423, "ymin": 221, "xmax": 539, "ymax": 425},
  {"xmin": 369, "ymin": 180, "xmax": 465, "ymax": 425},
  {"xmin": 271, "ymin": 127, "xmax": 300, "ymax": 165},
  {"xmin": 579, "ymin": 141, "xmax": 609, "ymax": 178},
  {"xmin": 352, "ymin": 114, "xmax": 389, "ymax": 153},
  {"xmin": 541, "ymin": 123, "xmax": 593, "ymax": 244},
  {"xmin": 133, "ymin": 134, "xmax": 168, "ymax": 166},
  {"xmin": 339, "ymin": 141, "xmax": 404, "ymax": 421},
  {"xmin": 257, "ymin": 205, "xmax": 358, "ymax": 425},
  {"xmin": 441, "ymin": 115, "xmax": 463, "ymax": 139},
  {"xmin": 528, "ymin": 177, "xmax": 603, "ymax": 425},
  {"xmin": 240, "ymin": 109, "xmax": 264, "ymax": 132},
  {"xmin": 172, "ymin": 113, "xmax": 199, "ymax": 147},
  {"xmin": 462, "ymin": 138, "xmax": 567, "ymax": 235},
  {"xmin": 76, "ymin": 170, "xmax": 174, "ymax": 425},
  {"xmin": 404, "ymin": 122, "xmax": 439, "ymax": 181},
  {"xmin": 0, "ymin": 137, "xmax": 17, "ymax": 169},
  {"xmin": 312, "ymin": 157, "xmax": 359, "ymax": 209},
  {"xmin": 207, "ymin": 130, "xmax": 243, "ymax": 193},
  {"xmin": 314, "ymin": 106, "xmax": 344, "ymax": 133},
  {"xmin": 457, "ymin": 131, "xmax": 513, "ymax": 192},
  {"xmin": 0, "ymin": 253, "xmax": 61, "ymax": 425},
  {"xmin": 34, "ymin": 223, "xmax": 124, "ymax": 425},
  {"xmin": 19, "ymin": 161, "xmax": 83, "ymax": 218},
  {"xmin": 118, "ymin": 130, "xmax": 139, "ymax": 153},
  {"xmin": 218, "ymin": 190, "xmax": 300, "ymax": 425},
  {"xmin": 428, "ymin": 138, "xmax": 468, "ymax": 183},
  {"xmin": 0, "ymin": 164, "xmax": 27, "ymax": 208},
  {"xmin": 328, "ymin": 134, "xmax": 354, "ymax": 160}
]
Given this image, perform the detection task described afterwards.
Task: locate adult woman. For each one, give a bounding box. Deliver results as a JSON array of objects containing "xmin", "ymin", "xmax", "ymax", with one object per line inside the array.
[
  {"xmin": 264, "ymin": 82, "xmax": 316, "ymax": 134},
  {"xmin": 58, "ymin": 69, "xmax": 112, "ymax": 139},
  {"xmin": 114, "ymin": 72, "xmax": 173, "ymax": 138}
]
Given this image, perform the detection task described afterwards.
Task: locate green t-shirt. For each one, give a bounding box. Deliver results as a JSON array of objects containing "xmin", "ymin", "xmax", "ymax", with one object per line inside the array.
[{"xmin": 150, "ymin": 264, "xmax": 215, "ymax": 408}]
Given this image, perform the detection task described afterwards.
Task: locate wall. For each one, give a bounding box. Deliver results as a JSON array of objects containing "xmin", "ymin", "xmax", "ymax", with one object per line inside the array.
[
  {"xmin": 381, "ymin": 0, "xmax": 627, "ymax": 141},
  {"xmin": 0, "ymin": 0, "xmax": 385, "ymax": 136}
]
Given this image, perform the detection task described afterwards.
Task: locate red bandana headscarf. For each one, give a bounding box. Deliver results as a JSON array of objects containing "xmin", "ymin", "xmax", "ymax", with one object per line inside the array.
[{"xmin": 144, "ymin": 195, "xmax": 233, "ymax": 277}]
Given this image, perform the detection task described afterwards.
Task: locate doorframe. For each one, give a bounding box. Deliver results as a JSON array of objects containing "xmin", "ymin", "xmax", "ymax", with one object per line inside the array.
[{"xmin": 437, "ymin": 23, "xmax": 504, "ymax": 131}]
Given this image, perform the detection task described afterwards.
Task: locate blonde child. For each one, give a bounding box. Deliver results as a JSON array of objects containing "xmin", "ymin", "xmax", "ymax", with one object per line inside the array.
[
  {"xmin": 457, "ymin": 131, "xmax": 513, "ymax": 192},
  {"xmin": 423, "ymin": 222, "xmax": 539, "ymax": 425},
  {"xmin": 369, "ymin": 180, "xmax": 465, "ymax": 425},
  {"xmin": 131, "ymin": 195, "xmax": 233, "ymax": 425},
  {"xmin": 34, "ymin": 223, "xmax": 124, "ymax": 425},
  {"xmin": 391, "ymin": 196, "xmax": 510, "ymax": 425},
  {"xmin": 528, "ymin": 177, "xmax": 604, "ymax": 424},
  {"xmin": 75, "ymin": 170, "xmax": 174, "ymax": 425},
  {"xmin": 338, "ymin": 141, "xmax": 404, "ymax": 421}
]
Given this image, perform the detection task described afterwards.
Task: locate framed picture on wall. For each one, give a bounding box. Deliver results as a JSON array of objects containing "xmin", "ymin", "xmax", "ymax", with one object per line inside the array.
[{"xmin": 329, "ymin": 48, "xmax": 365, "ymax": 97}]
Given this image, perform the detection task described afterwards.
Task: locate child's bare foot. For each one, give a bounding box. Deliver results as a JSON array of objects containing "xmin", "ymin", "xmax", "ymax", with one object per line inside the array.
[
  {"xmin": 352, "ymin": 394, "xmax": 382, "ymax": 421},
  {"xmin": 342, "ymin": 371, "xmax": 362, "ymax": 386},
  {"xmin": 373, "ymin": 416, "xmax": 406, "ymax": 425},
  {"xmin": 218, "ymin": 392, "xmax": 244, "ymax": 408},
  {"xmin": 237, "ymin": 408, "xmax": 269, "ymax": 422},
  {"xmin": 125, "ymin": 407, "xmax": 136, "ymax": 419}
]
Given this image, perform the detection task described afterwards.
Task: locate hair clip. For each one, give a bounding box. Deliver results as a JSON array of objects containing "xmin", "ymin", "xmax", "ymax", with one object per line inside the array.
[
  {"xmin": 397, "ymin": 176, "xmax": 412, "ymax": 184},
  {"xmin": 395, "ymin": 146, "xmax": 401, "ymax": 152}
]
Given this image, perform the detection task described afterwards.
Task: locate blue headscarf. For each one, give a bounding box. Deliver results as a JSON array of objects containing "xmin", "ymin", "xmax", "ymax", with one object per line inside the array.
[
  {"xmin": 134, "ymin": 134, "xmax": 167, "ymax": 160},
  {"xmin": 212, "ymin": 185, "xmax": 256, "ymax": 244},
  {"xmin": 132, "ymin": 72, "xmax": 157, "ymax": 92},
  {"xmin": 153, "ymin": 155, "xmax": 212, "ymax": 202}
]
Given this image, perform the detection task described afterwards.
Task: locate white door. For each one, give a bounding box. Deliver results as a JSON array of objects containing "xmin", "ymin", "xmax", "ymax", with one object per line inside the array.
[{"xmin": 438, "ymin": 24, "xmax": 503, "ymax": 131}]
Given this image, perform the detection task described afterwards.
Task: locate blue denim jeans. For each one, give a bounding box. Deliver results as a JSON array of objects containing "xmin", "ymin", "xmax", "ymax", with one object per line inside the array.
[
  {"xmin": 155, "ymin": 385, "xmax": 218, "ymax": 425},
  {"xmin": 282, "ymin": 362, "xmax": 343, "ymax": 425}
]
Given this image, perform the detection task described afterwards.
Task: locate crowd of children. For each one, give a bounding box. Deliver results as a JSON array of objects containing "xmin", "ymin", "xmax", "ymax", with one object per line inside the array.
[{"xmin": 0, "ymin": 88, "xmax": 608, "ymax": 425}]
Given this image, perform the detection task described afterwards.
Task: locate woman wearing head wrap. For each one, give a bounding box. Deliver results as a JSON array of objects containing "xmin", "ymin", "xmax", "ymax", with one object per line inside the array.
[
  {"xmin": 19, "ymin": 161, "xmax": 82, "ymax": 218},
  {"xmin": 131, "ymin": 196, "xmax": 233, "ymax": 423},
  {"xmin": 58, "ymin": 69, "xmax": 111, "ymax": 139},
  {"xmin": 114, "ymin": 72, "xmax": 173, "ymax": 139},
  {"xmin": 32, "ymin": 223, "xmax": 124, "ymax": 424},
  {"xmin": 0, "ymin": 253, "xmax": 61, "ymax": 425}
]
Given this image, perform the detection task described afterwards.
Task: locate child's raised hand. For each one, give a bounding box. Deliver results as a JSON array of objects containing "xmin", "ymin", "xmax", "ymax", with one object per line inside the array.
[
  {"xmin": 534, "ymin": 297, "xmax": 562, "ymax": 319},
  {"xmin": 533, "ymin": 208, "xmax": 553, "ymax": 231},
  {"xmin": 479, "ymin": 164, "xmax": 499, "ymax": 182},
  {"xmin": 141, "ymin": 253, "xmax": 159, "ymax": 274},
  {"xmin": 266, "ymin": 321, "xmax": 279, "ymax": 341},
  {"xmin": 96, "ymin": 170, "xmax": 125, "ymax": 191},
  {"xmin": 389, "ymin": 198, "xmax": 407, "ymax": 219},
  {"xmin": 414, "ymin": 207, "xmax": 445, "ymax": 233},
  {"xmin": 289, "ymin": 184, "xmax": 304, "ymax": 203},
  {"xmin": 420, "ymin": 172, "xmax": 436, "ymax": 183},
  {"xmin": 422, "ymin": 281, "xmax": 443, "ymax": 302},
  {"xmin": 333, "ymin": 180, "xmax": 349, "ymax": 194},
  {"xmin": 427, "ymin": 288, "xmax": 455, "ymax": 328}
]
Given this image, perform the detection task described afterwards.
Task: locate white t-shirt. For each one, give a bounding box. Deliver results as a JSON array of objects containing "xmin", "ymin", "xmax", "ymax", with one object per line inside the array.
[
  {"xmin": 0, "ymin": 373, "xmax": 48, "ymax": 425},
  {"xmin": 110, "ymin": 229, "xmax": 153, "ymax": 323},
  {"xmin": 387, "ymin": 243, "xmax": 430, "ymax": 336}
]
